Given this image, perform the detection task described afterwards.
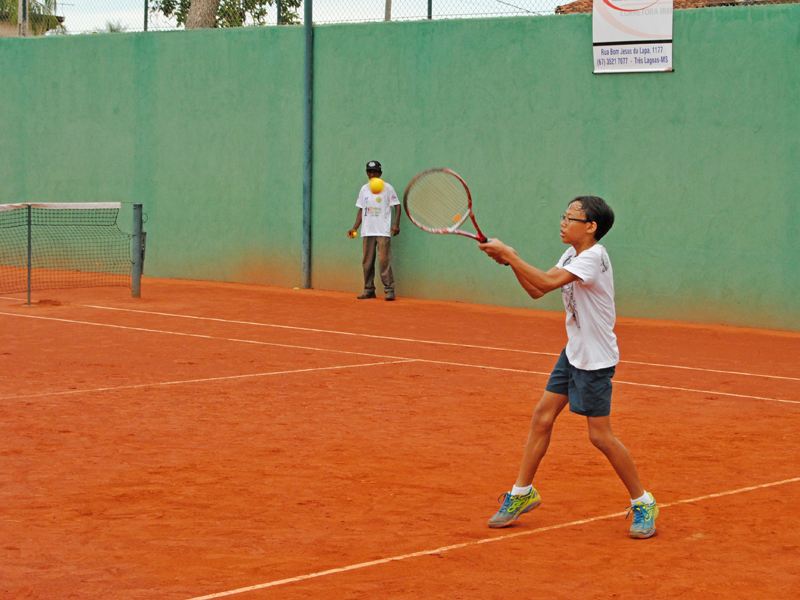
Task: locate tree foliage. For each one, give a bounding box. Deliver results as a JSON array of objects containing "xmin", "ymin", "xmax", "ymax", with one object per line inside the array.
[
  {"xmin": 150, "ymin": 0, "xmax": 302, "ymax": 27},
  {"xmin": 0, "ymin": 0, "xmax": 64, "ymax": 35}
]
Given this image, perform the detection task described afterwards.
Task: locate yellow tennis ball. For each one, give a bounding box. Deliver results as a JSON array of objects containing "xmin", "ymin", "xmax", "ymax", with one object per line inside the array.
[
  {"xmin": 348, "ymin": 230, "xmax": 357, "ymax": 238},
  {"xmin": 369, "ymin": 178, "xmax": 384, "ymax": 194}
]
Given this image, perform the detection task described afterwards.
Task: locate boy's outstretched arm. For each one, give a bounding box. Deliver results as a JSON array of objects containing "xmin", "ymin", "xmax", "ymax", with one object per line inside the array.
[{"xmin": 479, "ymin": 238, "xmax": 578, "ymax": 300}]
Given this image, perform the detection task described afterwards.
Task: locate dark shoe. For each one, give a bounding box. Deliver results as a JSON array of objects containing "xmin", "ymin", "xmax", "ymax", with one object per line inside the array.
[
  {"xmin": 385, "ymin": 293, "xmax": 395, "ymax": 301},
  {"xmin": 357, "ymin": 291, "xmax": 376, "ymax": 299}
]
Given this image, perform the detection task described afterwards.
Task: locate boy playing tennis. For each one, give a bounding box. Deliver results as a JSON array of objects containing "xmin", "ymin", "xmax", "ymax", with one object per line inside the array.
[{"xmin": 478, "ymin": 196, "xmax": 658, "ymax": 539}]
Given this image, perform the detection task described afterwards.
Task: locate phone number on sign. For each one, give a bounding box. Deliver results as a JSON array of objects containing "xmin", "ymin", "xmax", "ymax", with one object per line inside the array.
[
  {"xmin": 596, "ymin": 56, "xmax": 670, "ymax": 67},
  {"xmin": 596, "ymin": 58, "xmax": 628, "ymax": 66}
]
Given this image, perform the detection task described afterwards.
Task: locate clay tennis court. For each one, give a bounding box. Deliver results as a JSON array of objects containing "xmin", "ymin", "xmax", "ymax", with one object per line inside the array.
[{"xmin": 1, "ymin": 278, "xmax": 798, "ymax": 599}]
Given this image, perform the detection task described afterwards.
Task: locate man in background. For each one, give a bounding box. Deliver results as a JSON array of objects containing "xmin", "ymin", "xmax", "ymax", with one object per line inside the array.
[{"xmin": 348, "ymin": 160, "xmax": 401, "ymax": 301}]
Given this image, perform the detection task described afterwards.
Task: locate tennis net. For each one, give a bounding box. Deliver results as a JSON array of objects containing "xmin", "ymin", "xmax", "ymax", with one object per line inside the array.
[{"xmin": 0, "ymin": 203, "xmax": 138, "ymax": 297}]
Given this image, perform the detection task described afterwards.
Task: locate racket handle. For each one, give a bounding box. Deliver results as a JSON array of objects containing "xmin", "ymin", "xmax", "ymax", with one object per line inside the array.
[{"xmin": 478, "ymin": 236, "xmax": 510, "ymax": 266}]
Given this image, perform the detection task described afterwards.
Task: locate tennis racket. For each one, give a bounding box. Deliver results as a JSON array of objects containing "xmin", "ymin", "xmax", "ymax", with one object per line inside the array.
[{"xmin": 403, "ymin": 168, "xmax": 489, "ymax": 243}]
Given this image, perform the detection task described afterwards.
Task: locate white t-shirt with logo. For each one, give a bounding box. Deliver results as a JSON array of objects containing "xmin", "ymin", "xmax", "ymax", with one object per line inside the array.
[
  {"xmin": 356, "ymin": 182, "xmax": 400, "ymax": 237},
  {"xmin": 557, "ymin": 244, "xmax": 619, "ymax": 370}
]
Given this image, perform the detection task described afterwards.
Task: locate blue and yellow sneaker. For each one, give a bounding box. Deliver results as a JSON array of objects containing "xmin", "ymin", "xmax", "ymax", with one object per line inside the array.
[
  {"xmin": 487, "ymin": 488, "xmax": 542, "ymax": 528},
  {"xmin": 627, "ymin": 494, "xmax": 659, "ymax": 539}
]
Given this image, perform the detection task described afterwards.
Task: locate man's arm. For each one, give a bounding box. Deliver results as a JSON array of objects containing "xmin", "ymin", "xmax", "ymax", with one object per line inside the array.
[
  {"xmin": 479, "ymin": 238, "xmax": 579, "ymax": 300},
  {"xmin": 391, "ymin": 204, "xmax": 401, "ymax": 236},
  {"xmin": 348, "ymin": 209, "xmax": 363, "ymax": 238}
]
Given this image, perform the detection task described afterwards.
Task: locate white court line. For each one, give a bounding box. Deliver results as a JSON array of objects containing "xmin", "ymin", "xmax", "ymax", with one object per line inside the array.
[
  {"xmin": 1, "ymin": 311, "xmax": 797, "ymax": 405},
  {"xmin": 422, "ymin": 359, "xmax": 800, "ymax": 405},
  {"xmin": 184, "ymin": 476, "xmax": 800, "ymax": 600},
  {"xmin": 60, "ymin": 303, "xmax": 800, "ymax": 383},
  {"xmin": 0, "ymin": 360, "xmax": 416, "ymax": 402},
  {"xmin": 0, "ymin": 311, "xmax": 397, "ymax": 361},
  {"xmin": 610, "ymin": 380, "xmax": 800, "ymax": 405}
]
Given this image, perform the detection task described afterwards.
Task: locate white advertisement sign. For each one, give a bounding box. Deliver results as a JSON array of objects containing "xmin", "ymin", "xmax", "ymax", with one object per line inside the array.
[{"xmin": 593, "ymin": 0, "xmax": 674, "ymax": 74}]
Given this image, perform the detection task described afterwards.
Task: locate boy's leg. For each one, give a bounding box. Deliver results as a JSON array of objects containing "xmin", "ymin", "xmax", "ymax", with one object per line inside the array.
[
  {"xmin": 586, "ymin": 416, "xmax": 658, "ymax": 538},
  {"xmin": 585, "ymin": 416, "xmax": 643, "ymax": 499},
  {"xmin": 515, "ymin": 391, "xmax": 569, "ymax": 486},
  {"xmin": 488, "ymin": 391, "xmax": 568, "ymax": 528}
]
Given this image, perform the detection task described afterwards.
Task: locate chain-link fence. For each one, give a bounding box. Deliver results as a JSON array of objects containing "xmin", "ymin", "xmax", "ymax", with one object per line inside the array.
[{"xmin": 0, "ymin": 0, "xmax": 795, "ymax": 36}]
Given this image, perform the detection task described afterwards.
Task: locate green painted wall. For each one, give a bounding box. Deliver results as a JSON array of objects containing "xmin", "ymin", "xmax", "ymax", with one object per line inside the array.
[
  {"xmin": 0, "ymin": 27, "xmax": 306, "ymax": 287},
  {"xmin": 1, "ymin": 6, "xmax": 798, "ymax": 330},
  {"xmin": 313, "ymin": 5, "xmax": 800, "ymax": 331}
]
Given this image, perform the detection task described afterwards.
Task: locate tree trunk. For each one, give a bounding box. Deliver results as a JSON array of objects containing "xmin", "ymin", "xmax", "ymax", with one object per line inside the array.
[{"xmin": 185, "ymin": 0, "xmax": 221, "ymax": 28}]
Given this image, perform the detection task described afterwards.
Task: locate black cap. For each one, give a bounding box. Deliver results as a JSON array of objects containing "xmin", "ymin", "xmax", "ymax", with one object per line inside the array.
[{"xmin": 366, "ymin": 160, "xmax": 382, "ymax": 172}]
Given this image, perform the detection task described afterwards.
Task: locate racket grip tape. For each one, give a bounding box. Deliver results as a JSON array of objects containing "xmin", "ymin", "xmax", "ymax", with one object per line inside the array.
[{"xmin": 477, "ymin": 235, "xmax": 510, "ymax": 266}]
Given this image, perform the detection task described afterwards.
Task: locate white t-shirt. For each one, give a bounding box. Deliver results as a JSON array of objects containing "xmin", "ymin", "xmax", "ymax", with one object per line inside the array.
[
  {"xmin": 557, "ymin": 244, "xmax": 619, "ymax": 370},
  {"xmin": 356, "ymin": 182, "xmax": 400, "ymax": 237}
]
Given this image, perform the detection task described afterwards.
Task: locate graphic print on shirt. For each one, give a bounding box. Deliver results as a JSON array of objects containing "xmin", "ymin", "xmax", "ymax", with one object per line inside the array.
[
  {"xmin": 561, "ymin": 255, "xmax": 579, "ymax": 329},
  {"xmin": 600, "ymin": 248, "xmax": 609, "ymax": 273}
]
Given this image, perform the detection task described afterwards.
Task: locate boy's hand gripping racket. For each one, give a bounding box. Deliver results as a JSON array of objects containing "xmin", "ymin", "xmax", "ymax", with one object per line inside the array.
[{"xmin": 403, "ymin": 168, "xmax": 489, "ymax": 243}]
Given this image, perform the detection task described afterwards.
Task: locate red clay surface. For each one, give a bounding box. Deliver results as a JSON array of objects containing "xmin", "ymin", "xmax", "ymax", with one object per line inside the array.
[{"xmin": 1, "ymin": 278, "xmax": 798, "ymax": 600}]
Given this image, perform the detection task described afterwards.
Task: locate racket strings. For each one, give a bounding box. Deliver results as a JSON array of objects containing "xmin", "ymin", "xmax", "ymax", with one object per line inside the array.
[{"xmin": 405, "ymin": 171, "xmax": 470, "ymax": 232}]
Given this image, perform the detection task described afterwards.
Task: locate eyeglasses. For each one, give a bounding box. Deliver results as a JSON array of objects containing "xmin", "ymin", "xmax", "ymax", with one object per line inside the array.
[{"xmin": 561, "ymin": 214, "xmax": 590, "ymax": 224}]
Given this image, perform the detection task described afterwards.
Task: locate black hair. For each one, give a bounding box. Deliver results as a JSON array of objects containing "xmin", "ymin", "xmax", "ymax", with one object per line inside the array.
[{"xmin": 569, "ymin": 195, "xmax": 614, "ymax": 241}]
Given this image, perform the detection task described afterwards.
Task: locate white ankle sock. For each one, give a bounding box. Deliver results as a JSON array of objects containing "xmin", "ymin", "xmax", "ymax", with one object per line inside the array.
[
  {"xmin": 631, "ymin": 491, "xmax": 652, "ymax": 505},
  {"xmin": 512, "ymin": 484, "xmax": 532, "ymax": 496}
]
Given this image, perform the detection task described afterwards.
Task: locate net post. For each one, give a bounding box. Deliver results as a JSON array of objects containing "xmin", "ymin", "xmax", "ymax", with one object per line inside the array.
[
  {"xmin": 132, "ymin": 203, "xmax": 144, "ymax": 298},
  {"xmin": 27, "ymin": 204, "xmax": 32, "ymax": 306}
]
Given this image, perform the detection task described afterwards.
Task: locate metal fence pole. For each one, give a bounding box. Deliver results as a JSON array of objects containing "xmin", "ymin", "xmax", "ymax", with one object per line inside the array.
[
  {"xmin": 428, "ymin": 0, "xmax": 432, "ymax": 19},
  {"xmin": 277, "ymin": 0, "xmax": 282, "ymax": 24},
  {"xmin": 131, "ymin": 203, "xmax": 144, "ymax": 298},
  {"xmin": 144, "ymin": 0, "xmax": 149, "ymax": 31},
  {"xmin": 26, "ymin": 205, "xmax": 32, "ymax": 306},
  {"xmin": 18, "ymin": 0, "xmax": 28, "ymax": 36},
  {"xmin": 385, "ymin": 0, "xmax": 391, "ymax": 21},
  {"xmin": 302, "ymin": 0, "xmax": 313, "ymax": 289}
]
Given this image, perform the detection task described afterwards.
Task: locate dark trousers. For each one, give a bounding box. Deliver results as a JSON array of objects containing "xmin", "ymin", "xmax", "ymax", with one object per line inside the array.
[{"xmin": 362, "ymin": 235, "xmax": 394, "ymax": 294}]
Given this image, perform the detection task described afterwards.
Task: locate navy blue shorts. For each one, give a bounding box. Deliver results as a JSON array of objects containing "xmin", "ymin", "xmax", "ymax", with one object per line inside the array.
[{"xmin": 545, "ymin": 349, "xmax": 615, "ymax": 418}]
